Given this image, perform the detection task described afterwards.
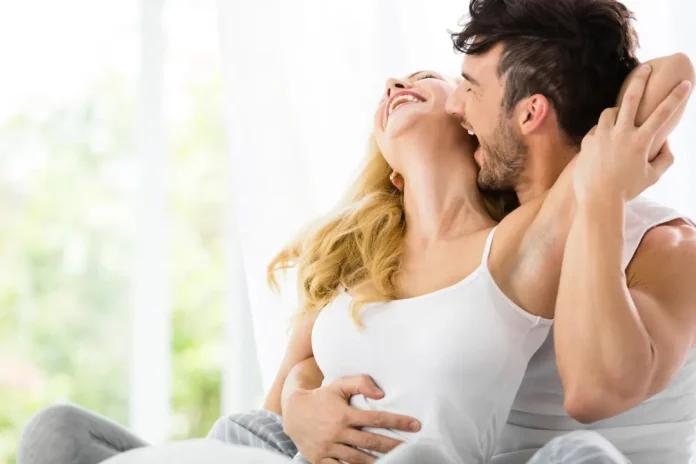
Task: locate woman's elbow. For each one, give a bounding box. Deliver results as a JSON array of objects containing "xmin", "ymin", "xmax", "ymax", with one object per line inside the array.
[
  {"xmin": 663, "ymin": 52, "xmax": 695, "ymax": 89},
  {"xmin": 637, "ymin": 52, "xmax": 695, "ymax": 157}
]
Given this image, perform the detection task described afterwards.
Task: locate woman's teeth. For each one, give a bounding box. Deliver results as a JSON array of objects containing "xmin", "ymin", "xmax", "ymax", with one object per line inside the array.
[
  {"xmin": 468, "ymin": 130, "xmax": 475, "ymax": 136},
  {"xmin": 389, "ymin": 94, "xmax": 421, "ymax": 114}
]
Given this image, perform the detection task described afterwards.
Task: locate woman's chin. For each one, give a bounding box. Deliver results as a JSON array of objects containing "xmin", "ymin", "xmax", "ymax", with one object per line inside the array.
[
  {"xmin": 386, "ymin": 114, "xmax": 453, "ymax": 142},
  {"xmin": 384, "ymin": 118, "xmax": 420, "ymax": 139}
]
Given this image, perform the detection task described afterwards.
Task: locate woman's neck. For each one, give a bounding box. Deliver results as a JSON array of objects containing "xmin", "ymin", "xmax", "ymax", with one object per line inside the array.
[{"xmin": 400, "ymin": 147, "xmax": 495, "ymax": 249}]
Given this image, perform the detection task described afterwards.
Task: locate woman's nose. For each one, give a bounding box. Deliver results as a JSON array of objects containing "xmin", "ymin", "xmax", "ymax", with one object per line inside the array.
[
  {"xmin": 385, "ymin": 77, "xmax": 410, "ymax": 99},
  {"xmin": 446, "ymin": 84, "xmax": 468, "ymax": 118}
]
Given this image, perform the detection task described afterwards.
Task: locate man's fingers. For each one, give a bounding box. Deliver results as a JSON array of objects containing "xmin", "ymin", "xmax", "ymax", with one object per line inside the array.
[
  {"xmin": 617, "ymin": 64, "xmax": 652, "ymax": 127},
  {"xmin": 332, "ymin": 375, "xmax": 384, "ymax": 400},
  {"xmin": 318, "ymin": 459, "xmax": 341, "ymax": 464},
  {"xmin": 640, "ymin": 80, "xmax": 692, "ymax": 137},
  {"xmin": 598, "ymin": 107, "xmax": 618, "ymax": 130},
  {"xmin": 348, "ymin": 410, "xmax": 420, "ymax": 432},
  {"xmin": 329, "ymin": 444, "xmax": 377, "ymax": 464},
  {"xmin": 339, "ymin": 429, "xmax": 403, "ymax": 453},
  {"xmin": 649, "ymin": 141, "xmax": 675, "ymax": 182}
]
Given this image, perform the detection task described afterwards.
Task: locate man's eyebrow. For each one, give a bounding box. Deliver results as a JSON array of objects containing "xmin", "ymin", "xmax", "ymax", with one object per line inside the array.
[{"xmin": 460, "ymin": 72, "xmax": 480, "ymax": 86}]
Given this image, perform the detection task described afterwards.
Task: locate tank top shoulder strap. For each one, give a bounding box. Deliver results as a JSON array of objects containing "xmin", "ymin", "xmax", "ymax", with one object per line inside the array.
[{"xmin": 481, "ymin": 226, "xmax": 498, "ymax": 269}]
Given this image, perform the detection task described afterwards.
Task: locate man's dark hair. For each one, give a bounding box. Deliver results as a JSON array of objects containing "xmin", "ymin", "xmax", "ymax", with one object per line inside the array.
[{"xmin": 451, "ymin": 0, "xmax": 639, "ymax": 145}]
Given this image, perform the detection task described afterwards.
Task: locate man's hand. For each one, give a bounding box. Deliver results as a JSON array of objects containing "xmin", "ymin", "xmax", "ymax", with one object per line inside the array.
[
  {"xmin": 573, "ymin": 64, "xmax": 691, "ymax": 204},
  {"xmin": 282, "ymin": 375, "xmax": 420, "ymax": 464}
]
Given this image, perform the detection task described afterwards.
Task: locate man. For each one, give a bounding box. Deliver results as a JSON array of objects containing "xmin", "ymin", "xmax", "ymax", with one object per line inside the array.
[{"xmin": 444, "ymin": 1, "xmax": 695, "ymax": 462}]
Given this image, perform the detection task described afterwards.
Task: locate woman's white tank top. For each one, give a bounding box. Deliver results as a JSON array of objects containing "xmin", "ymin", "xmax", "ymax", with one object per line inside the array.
[{"xmin": 312, "ymin": 227, "xmax": 552, "ymax": 463}]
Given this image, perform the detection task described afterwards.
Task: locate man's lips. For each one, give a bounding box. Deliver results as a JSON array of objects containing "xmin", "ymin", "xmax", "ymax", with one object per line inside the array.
[{"xmin": 461, "ymin": 123, "xmax": 481, "ymax": 164}]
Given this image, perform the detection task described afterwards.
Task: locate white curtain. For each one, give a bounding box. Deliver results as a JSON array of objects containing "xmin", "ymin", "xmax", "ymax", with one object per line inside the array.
[
  {"xmin": 130, "ymin": 0, "xmax": 171, "ymax": 443},
  {"xmin": 216, "ymin": 0, "xmax": 696, "ymax": 406}
]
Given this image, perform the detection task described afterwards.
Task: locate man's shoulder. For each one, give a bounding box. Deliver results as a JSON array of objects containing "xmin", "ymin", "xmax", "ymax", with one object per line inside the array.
[
  {"xmin": 628, "ymin": 218, "xmax": 696, "ymax": 288},
  {"xmin": 636, "ymin": 218, "xmax": 696, "ymax": 255}
]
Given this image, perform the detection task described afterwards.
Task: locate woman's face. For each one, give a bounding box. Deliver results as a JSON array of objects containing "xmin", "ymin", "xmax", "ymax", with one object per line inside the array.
[{"xmin": 373, "ymin": 71, "xmax": 477, "ymax": 171}]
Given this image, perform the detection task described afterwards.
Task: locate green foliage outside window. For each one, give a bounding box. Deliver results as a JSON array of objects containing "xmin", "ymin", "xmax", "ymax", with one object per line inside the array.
[{"xmin": 0, "ymin": 73, "xmax": 227, "ymax": 463}]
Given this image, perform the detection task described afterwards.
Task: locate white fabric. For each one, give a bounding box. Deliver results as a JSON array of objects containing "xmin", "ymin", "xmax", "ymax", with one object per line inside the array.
[
  {"xmin": 101, "ymin": 440, "xmax": 293, "ymax": 464},
  {"xmin": 311, "ymin": 227, "xmax": 552, "ymax": 464},
  {"xmin": 493, "ymin": 196, "xmax": 696, "ymax": 464}
]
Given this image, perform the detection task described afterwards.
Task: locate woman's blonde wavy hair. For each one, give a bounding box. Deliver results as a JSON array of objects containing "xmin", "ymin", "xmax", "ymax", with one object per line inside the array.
[{"xmin": 267, "ymin": 135, "xmax": 518, "ymax": 327}]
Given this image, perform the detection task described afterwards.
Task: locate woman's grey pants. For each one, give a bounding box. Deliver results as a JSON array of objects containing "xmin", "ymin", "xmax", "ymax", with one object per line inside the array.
[{"xmin": 17, "ymin": 404, "xmax": 629, "ymax": 464}]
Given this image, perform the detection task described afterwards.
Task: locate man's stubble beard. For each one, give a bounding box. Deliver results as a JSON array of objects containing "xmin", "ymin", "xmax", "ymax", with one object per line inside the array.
[{"xmin": 477, "ymin": 113, "xmax": 528, "ymax": 192}]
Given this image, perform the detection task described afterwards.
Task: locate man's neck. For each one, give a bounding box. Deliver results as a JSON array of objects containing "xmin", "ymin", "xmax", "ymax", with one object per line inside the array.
[{"xmin": 515, "ymin": 140, "xmax": 578, "ymax": 205}]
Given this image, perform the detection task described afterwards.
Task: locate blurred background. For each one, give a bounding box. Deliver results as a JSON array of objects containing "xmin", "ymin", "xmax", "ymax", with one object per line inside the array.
[{"xmin": 0, "ymin": 1, "xmax": 693, "ymax": 462}]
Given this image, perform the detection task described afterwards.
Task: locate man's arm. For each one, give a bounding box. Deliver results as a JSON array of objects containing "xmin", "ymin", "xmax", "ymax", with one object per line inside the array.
[
  {"xmin": 502, "ymin": 54, "xmax": 695, "ymax": 319},
  {"xmin": 280, "ymin": 360, "xmax": 419, "ymax": 464},
  {"xmin": 557, "ymin": 201, "xmax": 696, "ymax": 423},
  {"xmin": 264, "ymin": 318, "xmax": 419, "ymax": 463},
  {"xmin": 553, "ymin": 58, "xmax": 695, "ymax": 422}
]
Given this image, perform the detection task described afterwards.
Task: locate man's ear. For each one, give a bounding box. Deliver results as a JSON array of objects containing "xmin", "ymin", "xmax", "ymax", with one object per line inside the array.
[{"xmin": 516, "ymin": 94, "xmax": 551, "ymax": 135}]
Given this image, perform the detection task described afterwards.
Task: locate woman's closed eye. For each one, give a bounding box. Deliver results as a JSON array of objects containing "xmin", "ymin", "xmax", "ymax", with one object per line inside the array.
[{"xmin": 413, "ymin": 72, "xmax": 439, "ymax": 81}]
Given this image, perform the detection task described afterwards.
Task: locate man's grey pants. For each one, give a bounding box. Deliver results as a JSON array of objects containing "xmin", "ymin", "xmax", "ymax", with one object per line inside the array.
[{"xmin": 17, "ymin": 404, "xmax": 629, "ymax": 464}]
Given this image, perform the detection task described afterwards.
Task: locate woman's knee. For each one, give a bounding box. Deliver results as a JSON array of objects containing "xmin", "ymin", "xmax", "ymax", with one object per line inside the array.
[
  {"xmin": 26, "ymin": 404, "xmax": 87, "ymax": 430},
  {"xmin": 17, "ymin": 404, "xmax": 88, "ymax": 463}
]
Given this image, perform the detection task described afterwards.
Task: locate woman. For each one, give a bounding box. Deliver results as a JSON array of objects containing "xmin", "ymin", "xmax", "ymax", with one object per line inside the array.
[
  {"xmin": 17, "ymin": 56, "xmax": 692, "ymax": 464},
  {"xmin": 267, "ymin": 71, "xmax": 552, "ymax": 464}
]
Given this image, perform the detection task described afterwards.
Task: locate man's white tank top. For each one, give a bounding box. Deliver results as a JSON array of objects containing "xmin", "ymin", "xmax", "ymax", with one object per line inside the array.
[
  {"xmin": 493, "ymin": 196, "xmax": 696, "ymax": 464},
  {"xmin": 312, "ymin": 227, "xmax": 552, "ymax": 464}
]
